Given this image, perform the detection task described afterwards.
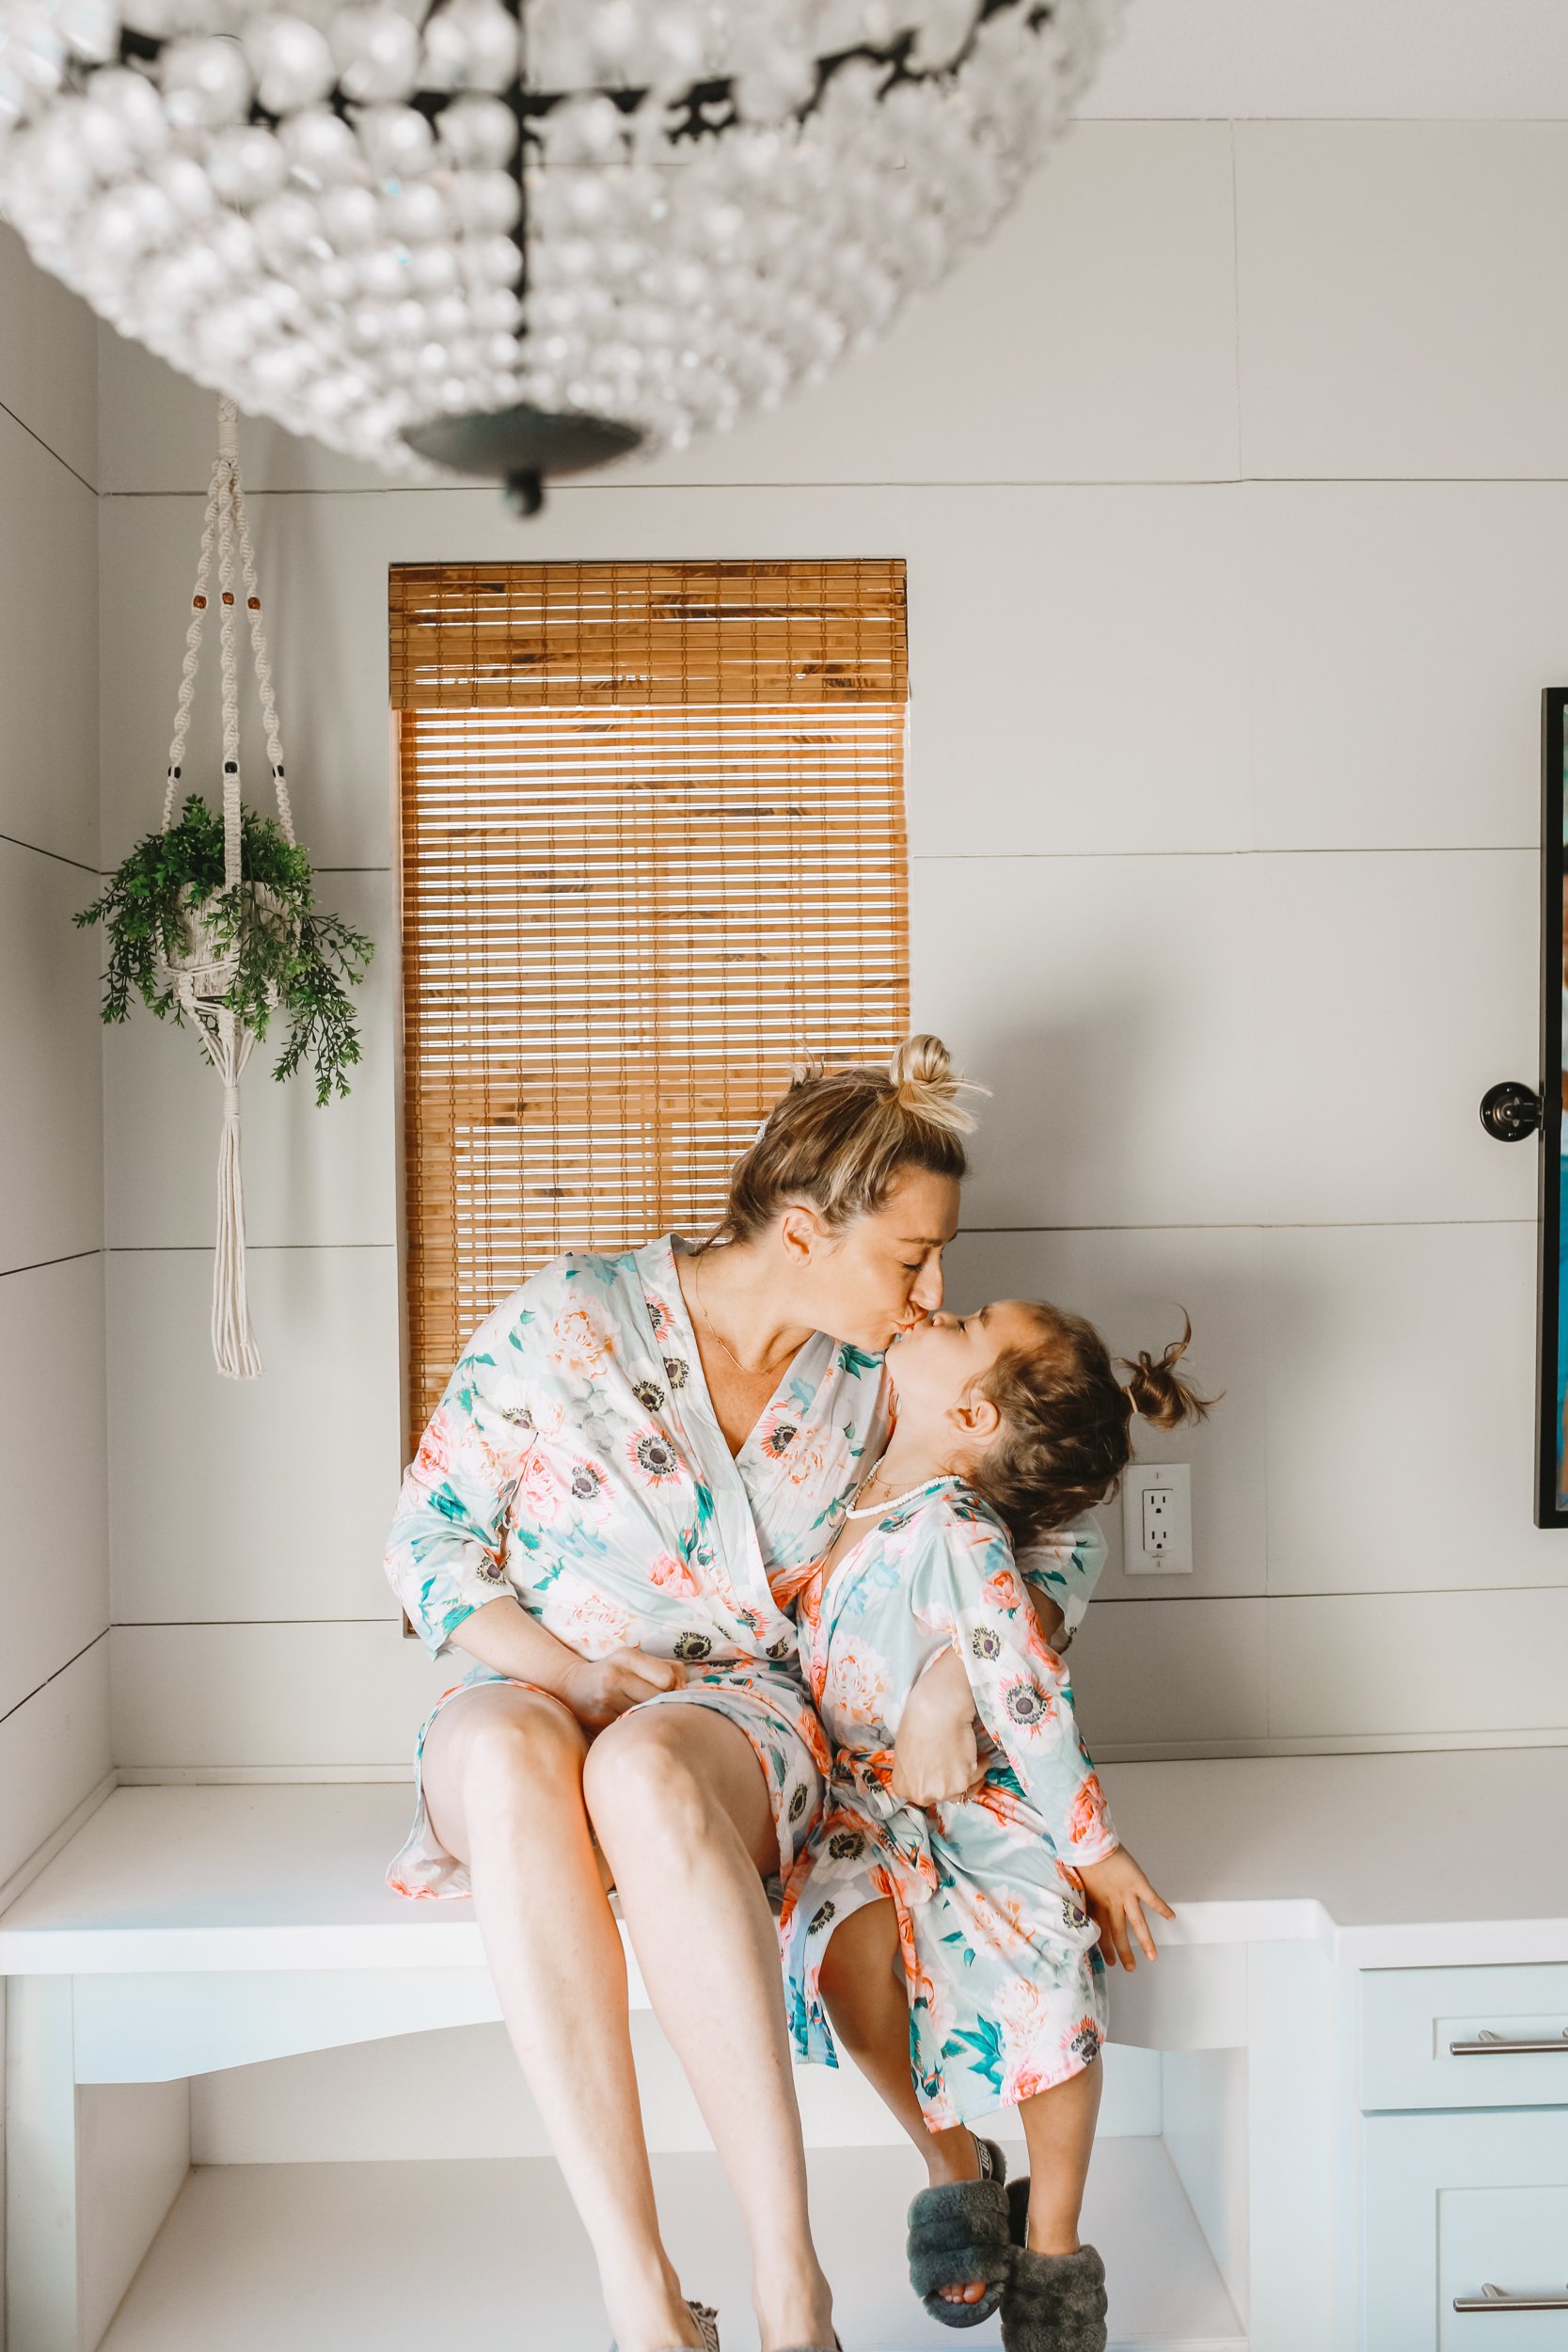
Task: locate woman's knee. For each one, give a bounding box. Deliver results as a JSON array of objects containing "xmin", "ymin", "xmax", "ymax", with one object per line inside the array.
[
  {"xmin": 442, "ymin": 1692, "xmax": 587, "ymax": 1827},
  {"xmin": 582, "ymin": 1711, "xmax": 710, "ymax": 1849}
]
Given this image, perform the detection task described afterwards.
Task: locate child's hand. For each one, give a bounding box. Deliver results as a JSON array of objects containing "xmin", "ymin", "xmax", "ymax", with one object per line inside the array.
[
  {"xmin": 892, "ymin": 1645, "xmax": 986, "ymax": 1805},
  {"xmin": 1075, "ymin": 1845, "xmax": 1176, "ymax": 1970}
]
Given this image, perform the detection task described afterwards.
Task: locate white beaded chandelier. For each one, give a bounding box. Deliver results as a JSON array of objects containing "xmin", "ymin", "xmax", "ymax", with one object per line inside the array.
[{"xmin": 0, "ymin": 0, "xmax": 1121, "ymax": 507}]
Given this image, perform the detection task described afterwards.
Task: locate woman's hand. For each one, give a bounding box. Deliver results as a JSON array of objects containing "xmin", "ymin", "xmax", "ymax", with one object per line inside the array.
[
  {"xmin": 893, "ymin": 1645, "xmax": 986, "ymax": 1805},
  {"xmin": 1075, "ymin": 1845, "xmax": 1176, "ymax": 1971},
  {"xmin": 560, "ymin": 1648, "xmax": 686, "ymax": 1730}
]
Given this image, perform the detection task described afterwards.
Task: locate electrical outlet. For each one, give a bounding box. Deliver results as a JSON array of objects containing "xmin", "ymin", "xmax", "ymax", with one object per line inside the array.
[{"xmin": 1122, "ymin": 1463, "xmax": 1193, "ymax": 1575}]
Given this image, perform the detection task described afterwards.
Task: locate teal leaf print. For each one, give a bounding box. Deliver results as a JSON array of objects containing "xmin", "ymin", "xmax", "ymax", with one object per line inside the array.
[
  {"xmin": 506, "ymin": 1315, "xmax": 535, "ymax": 1351},
  {"xmin": 427, "ymin": 1483, "xmax": 477, "ymax": 1528},
  {"xmin": 943, "ymin": 2020, "xmax": 1006, "ymax": 2096},
  {"xmin": 836, "ymin": 1343, "xmax": 882, "ymax": 1378}
]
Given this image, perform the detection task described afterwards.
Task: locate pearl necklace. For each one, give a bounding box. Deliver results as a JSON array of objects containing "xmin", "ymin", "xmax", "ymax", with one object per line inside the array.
[{"xmin": 844, "ymin": 1473, "xmax": 958, "ymax": 1521}]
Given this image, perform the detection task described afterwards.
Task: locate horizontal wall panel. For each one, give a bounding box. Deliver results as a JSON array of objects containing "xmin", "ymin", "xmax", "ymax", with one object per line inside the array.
[
  {"xmin": 945, "ymin": 1225, "xmax": 1265, "ymax": 1600},
  {"xmin": 0, "ymin": 225, "xmax": 98, "ymax": 486},
  {"xmin": 0, "ymin": 1254, "xmax": 109, "ymax": 1720},
  {"xmin": 1238, "ymin": 122, "xmax": 1568, "ymax": 479},
  {"xmin": 1086, "ymin": 0, "xmax": 1568, "ymax": 120},
  {"xmin": 1246, "ymin": 483, "xmax": 1568, "ymax": 852},
  {"xmin": 914, "ymin": 852, "xmax": 1256, "ymax": 1230},
  {"xmin": 1262, "ymin": 1222, "xmax": 1561, "ymax": 1597},
  {"xmin": 0, "ymin": 841, "xmax": 106, "ymax": 1275},
  {"xmin": 0, "ymin": 405, "xmax": 100, "ymax": 868},
  {"xmin": 110, "ymin": 1621, "xmax": 450, "ymax": 1771},
  {"xmin": 1267, "ymin": 1587, "xmax": 1568, "ymax": 1740},
  {"xmin": 103, "ymin": 873, "xmax": 395, "ymax": 1250},
  {"xmin": 905, "ymin": 485, "xmax": 1249, "ymax": 856},
  {"xmin": 101, "ymin": 483, "xmax": 1256, "ymax": 873},
  {"xmin": 0, "ymin": 1637, "xmax": 111, "ymax": 1889},
  {"xmin": 1250, "ymin": 850, "xmax": 1537, "ymax": 1228},
  {"xmin": 625, "ymin": 123, "xmax": 1240, "ymax": 490},
  {"xmin": 1068, "ymin": 1598, "xmax": 1269, "ymax": 1752},
  {"xmin": 107, "ymin": 1246, "xmax": 403, "ymax": 1626}
]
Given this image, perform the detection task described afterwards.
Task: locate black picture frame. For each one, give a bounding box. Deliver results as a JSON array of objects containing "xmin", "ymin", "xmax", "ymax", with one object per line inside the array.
[{"xmin": 1538, "ymin": 688, "xmax": 1568, "ymax": 1527}]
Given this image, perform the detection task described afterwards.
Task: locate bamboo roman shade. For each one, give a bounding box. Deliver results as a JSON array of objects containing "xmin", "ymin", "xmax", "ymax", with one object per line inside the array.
[{"xmin": 392, "ymin": 559, "xmax": 911, "ymax": 1451}]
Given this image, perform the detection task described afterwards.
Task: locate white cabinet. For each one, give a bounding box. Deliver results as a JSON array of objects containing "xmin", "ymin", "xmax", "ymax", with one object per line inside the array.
[
  {"xmin": 1364, "ymin": 2111, "xmax": 1568, "ymax": 2349},
  {"xmin": 1361, "ymin": 1974, "xmax": 1568, "ymax": 2352}
]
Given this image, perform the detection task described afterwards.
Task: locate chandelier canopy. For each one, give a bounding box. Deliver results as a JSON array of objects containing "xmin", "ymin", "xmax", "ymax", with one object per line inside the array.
[{"xmin": 0, "ymin": 0, "xmax": 1120, "ymax": 507}]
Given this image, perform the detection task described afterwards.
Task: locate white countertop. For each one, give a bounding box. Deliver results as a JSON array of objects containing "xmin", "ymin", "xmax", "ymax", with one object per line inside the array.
[{"xmin": 2, "ymin": 1750, "xmax": 1564, "ymax": 1976}]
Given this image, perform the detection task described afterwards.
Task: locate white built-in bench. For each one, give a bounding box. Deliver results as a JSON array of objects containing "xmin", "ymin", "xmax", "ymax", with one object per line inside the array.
[{"xmin": 4, "ymin": 1752, "xmax": 1567, "ymax": 2352}]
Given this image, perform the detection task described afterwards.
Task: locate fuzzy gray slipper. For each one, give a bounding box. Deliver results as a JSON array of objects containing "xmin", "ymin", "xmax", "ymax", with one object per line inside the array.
[
  {"xmin": 1001, "ymin": 2243, "xmax": 1108, "ymax": 2352},
  {"xmin": 610, "ymin": 2298, "xmax": 719, "ymax": 2351},
  {"xmin": 907, "ymin": 2136, "xmax": 1012, "ymax": 2330}
]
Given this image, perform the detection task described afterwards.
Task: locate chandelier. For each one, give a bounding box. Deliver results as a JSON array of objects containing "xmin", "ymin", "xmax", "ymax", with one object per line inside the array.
[{"xmin": 0, "ymin": 0, "xmax": 1120, "ymax": 510}]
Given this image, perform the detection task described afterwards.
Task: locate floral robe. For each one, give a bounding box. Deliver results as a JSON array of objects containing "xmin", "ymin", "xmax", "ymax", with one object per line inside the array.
[
  {"xmin": 780, "ymin": 1477, "xmax": 1117, "ymax": 2128},
  {"xmin": 383, "ymin": 1236, "xmax": 891, "ymax": 1899}
]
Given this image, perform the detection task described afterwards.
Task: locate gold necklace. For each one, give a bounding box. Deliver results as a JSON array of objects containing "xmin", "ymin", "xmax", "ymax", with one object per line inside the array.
[{"xmin": 692, "ymin": 1252, "xmax": 800, "ymax": 1381}]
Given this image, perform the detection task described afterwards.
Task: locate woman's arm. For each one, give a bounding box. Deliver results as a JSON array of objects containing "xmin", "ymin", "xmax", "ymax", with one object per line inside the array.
[
  {"xmin": 449, "ymin": 1595, "xmax": 683, "ymax": 1729},
  {"xmin": 386, "ymin": 1295, "xmax": 681, "ymax": 1724}
]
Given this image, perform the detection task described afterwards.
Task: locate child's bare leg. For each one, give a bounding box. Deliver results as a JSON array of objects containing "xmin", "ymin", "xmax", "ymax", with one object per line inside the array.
[
  {"xmin": 1017, "ymin": 2058, "xmax": 1103, "ymax": 2256},
  {"xmin": 818, "ymin": 1898, "xmax": 990, "ymax": 2309}
]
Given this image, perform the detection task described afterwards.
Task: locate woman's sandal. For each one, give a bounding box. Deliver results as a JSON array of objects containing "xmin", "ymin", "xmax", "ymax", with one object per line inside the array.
[
  {"xmin": 610, "ymin": 2298, "xmax": 720, "ymax": 2352},
  {"xmin": 1000, "ymin": 2243, "xmax": 1108, "ymax": 2352},
  {"xmin": 906, "ymin": 2135, "xmax": 1013, "ymax": 2330}
]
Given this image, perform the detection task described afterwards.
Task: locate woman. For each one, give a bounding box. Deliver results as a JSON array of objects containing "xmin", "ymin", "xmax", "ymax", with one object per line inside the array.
[{"xmin": 384, "ymin": 1037, "xmax": 975, "ymax": 2352}]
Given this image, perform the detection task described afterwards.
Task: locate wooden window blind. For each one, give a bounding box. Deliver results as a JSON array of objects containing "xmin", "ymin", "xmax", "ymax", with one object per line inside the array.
[{"xmin": 391, "ymin": 558, "xmax": 911, "ymax": 1453}]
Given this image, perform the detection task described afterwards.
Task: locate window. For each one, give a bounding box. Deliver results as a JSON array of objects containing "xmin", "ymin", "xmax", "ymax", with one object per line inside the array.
[{"xmin": 391, "ymin": 559, "xmax": 911, "ymax": 1451}]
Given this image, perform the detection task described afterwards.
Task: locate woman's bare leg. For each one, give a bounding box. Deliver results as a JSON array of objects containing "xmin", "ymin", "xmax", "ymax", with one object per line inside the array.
[
  {"xmin": 817, "ymin": 1898, "xmax": 990, "ymax": 2310},
  {"xmin": 420, "ymin": 1684, "xmax": 704, "ymax": 2352},
  {"xmin": 584, "ymin": 1706, "xmax": 834, "ymax": 2352},
  {"xmin": 1017, "ymin": 2060, "xmax": 1102, "ymax": 2255}
]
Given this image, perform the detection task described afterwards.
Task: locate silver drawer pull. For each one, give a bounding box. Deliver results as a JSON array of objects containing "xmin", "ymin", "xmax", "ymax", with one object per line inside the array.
[
  {"xmin": 1449, "ymin": 2028, "xmax": 1568, "ymax": 2057},
  {"xmin": 1454, "ymin": 2283, "xmax": 1568, "ymax": 2312}
]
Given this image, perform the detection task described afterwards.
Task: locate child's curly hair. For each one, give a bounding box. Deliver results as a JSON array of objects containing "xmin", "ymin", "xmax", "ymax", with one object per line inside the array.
[{"xmin": 967, "ymin": 1303, "xmax": 1217, "ymax": 1546}]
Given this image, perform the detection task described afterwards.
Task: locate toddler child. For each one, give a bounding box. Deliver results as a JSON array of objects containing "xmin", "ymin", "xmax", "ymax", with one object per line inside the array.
[{"xmin": 778, "ymin": 1299, "xmax": 1211, "ymax": 2352}]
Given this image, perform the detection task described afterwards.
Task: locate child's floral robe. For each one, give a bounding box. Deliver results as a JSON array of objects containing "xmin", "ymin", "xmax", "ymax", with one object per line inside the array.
[
  {"xmin": 780, "ymin": 1477, "xmax": 1117, "ymax": 2127},
  {"xmin": 384, "ymin": 1236, "xmax": 891, "ymax": 1899}
]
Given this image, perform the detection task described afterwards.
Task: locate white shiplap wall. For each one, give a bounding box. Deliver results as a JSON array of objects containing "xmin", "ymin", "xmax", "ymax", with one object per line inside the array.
[
  {"xmin": 0, "ymin": 230, "xmax": 112, "ymax": 1883},
  {"xmin": 90, "ymin": 116, "xmax": 1568, "ymax": 1773}
]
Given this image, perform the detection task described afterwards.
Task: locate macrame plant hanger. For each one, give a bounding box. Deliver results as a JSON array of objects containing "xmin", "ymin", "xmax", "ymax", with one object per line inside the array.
[{"xmin": 162, "ymin": 396, "xmax": 295, "ymax": 1379}]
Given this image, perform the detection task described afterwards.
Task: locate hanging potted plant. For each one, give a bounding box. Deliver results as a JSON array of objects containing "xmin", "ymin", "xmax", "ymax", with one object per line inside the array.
[
  {"xmin": 75, "ymin": 398, "xmax": 372, "ymax": 1379},
  {"xmin": 76, "ymin": 794, "xmax": 372, "ymax": 1108}
]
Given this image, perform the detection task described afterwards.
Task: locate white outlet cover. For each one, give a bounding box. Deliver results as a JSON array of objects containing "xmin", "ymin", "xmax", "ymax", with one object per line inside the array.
[{"xmin": 1122, "ymin": 1462, "xmax": 1193, "ymax": 1574}]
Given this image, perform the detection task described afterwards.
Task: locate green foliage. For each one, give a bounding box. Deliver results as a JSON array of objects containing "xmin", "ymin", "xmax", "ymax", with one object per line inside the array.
[{"xmin": 75, "ymin": 796, "xmax": 373, "ymax": 1106}]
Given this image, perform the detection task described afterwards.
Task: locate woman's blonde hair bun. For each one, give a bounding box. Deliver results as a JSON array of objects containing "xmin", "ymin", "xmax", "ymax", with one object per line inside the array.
[
  {"xmin": 888, "ymin": 1033, "xmax": 988, "ymax": 1136},
  {"xmin": 711, "ymin": 1033, "xmax": 980, "ymax": 1246}
]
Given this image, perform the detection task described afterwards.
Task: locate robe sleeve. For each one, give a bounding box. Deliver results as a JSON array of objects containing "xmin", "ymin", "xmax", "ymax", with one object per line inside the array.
[
  {"xmin": 384, "ymin": 1291, "xmax": 542, "ymax": 1661},
  {"xmin": 1015, "ymin": 1520, "xmax": 1106, "ymax": 1646},
  {"xmin": 906, "ymin": 1502, "xmax": 1119, "ymax": 1867}
]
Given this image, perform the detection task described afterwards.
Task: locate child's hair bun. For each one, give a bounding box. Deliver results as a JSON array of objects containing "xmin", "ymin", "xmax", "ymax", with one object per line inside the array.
[
  {"xmin": 1119, "ymin": 1315, "xmax": 1218, "ymax": 1431},
  {"xmin": 888, "ymin": 1033, "xmax": 986, "ymax": 1136}
]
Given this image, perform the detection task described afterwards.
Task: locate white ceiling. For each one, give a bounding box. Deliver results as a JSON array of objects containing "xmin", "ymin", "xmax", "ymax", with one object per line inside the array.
[{"xmin": 1082, "ymin": 0, "xmax": 1568, "ymax": 119}]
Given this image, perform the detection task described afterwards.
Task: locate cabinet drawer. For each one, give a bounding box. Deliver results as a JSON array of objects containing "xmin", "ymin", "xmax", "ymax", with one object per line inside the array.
[
  {"xmin": 1361, "ymin": 1964, "xmax": 1568, "ymax": 2110},
  {"xmin": 1365, "ymin": 2110, "xmax": 1568, "ymax": 2351}
]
